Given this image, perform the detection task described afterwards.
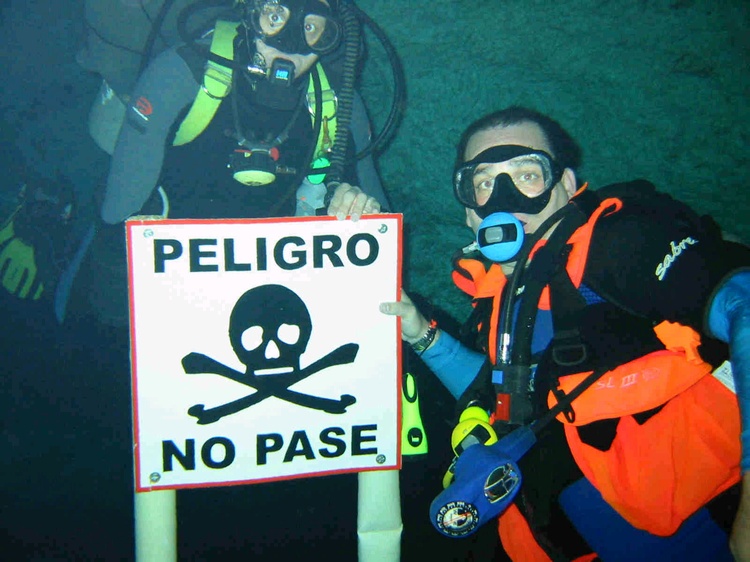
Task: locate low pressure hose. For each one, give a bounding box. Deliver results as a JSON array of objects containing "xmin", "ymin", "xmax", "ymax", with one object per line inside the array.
[
  {"xmin": 137, "ymin": 0, "xmax": 178, "ymax": 77},
  {"xmin": 323, "ymin": 0, "xmax": 360, "ymax": 201},
  {"xmin": 176, "ymin": 0, "xmax": 236, "ymax": 60}
]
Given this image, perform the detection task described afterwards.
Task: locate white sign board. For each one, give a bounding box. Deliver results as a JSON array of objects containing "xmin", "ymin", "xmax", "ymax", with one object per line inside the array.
[{"xmin": 127, "ymin": 215, "xmax": 402, "ymax": 491}]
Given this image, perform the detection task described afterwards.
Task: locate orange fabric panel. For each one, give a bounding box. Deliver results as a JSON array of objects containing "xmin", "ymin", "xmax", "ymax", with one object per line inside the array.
[
  {"xmin": 452, "ymin": 258, "xmax": 490, "ymax": 296},
  {"xmin": 452, "ymin": 261, "xmax": 507, "ymax": 362},
  {"xmin": 497, "ymin": 504, "xmax": 598, "ymax": 562},
  {"xmin": 572, "ymin": 555, "xmax": 599, "ymax": 562},
  {"xmin": 537, "ymin": 197, "xmax": 622, "ymax": 310},
  {"xmin": 497, "ymin": 504, "xmax": 552, "ymax": 562},
  {"xmin": 653, "ymin": 320, "xmax": 704, "ymax": 363},
  {"xmin": 564, "ymin": 375, "xmax": 741, "ymax": 536},
  {"xmin": 547, "ymin": 350, "xmax": 712, "ymax": 426},
  {"xmin": 476, "ymin": 263, "xmax": 507, "ymax": 299},
  {"xmin": 452, "ymin": 260, "xmax": 508, "ymax": 299}
]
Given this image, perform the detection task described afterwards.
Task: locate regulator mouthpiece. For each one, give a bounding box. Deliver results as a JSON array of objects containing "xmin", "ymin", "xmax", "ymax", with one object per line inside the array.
[
  {"xmin": 230, "ymin": 148, "xmax": 279, "ymax": 186},
  {"xmin": 477, "ymin": 212, "xmax": 524, "ymax": 262}
]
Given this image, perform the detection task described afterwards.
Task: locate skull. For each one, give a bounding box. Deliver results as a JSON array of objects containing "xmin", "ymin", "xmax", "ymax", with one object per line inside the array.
[{"xmin": 229, "ymin": 284, "xmax": 312, "ymax": 376}]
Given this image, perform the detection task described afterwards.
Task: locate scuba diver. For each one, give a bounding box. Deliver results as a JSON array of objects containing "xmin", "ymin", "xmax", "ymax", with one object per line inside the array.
[
  {"xmin": 381, "ymin": 106, "xmax": 750, "ymax": 560},
  {"xmin": 65, "ymin": 0, "xmax": 402, "ymax": 326}
]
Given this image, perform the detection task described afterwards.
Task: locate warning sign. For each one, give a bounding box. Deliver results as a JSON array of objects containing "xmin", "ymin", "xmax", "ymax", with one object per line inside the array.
[{"xmin": 127, "ymin": 215, "xmax": 402, "ymax": 491}]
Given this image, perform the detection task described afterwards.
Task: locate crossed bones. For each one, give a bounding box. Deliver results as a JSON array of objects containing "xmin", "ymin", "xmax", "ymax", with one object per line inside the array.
[{"xmin": 182, "ymin": 343, "xmax": 359, "ymax": 424}]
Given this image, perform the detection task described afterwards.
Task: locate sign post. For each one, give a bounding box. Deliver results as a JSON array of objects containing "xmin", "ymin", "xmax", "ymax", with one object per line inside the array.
[{"xmin": 134, "ymin": 489, "xmax": 176, "ymax": 561}]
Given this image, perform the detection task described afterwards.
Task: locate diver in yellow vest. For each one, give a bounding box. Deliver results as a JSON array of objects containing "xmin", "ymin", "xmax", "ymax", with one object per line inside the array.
[
  {"xmin": 74, "ymin": 0, "xmax": 389, "ymax": 326},
  {"xmin": 101, "ymin": 0, "xmax": 387, "ymax": 223},
  {"xmin": 380, "ymin": 106, "xmax": 750, "ymax": 560}
]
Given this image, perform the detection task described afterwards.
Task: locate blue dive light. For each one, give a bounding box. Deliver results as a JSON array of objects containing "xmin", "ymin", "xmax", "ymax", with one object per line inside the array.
[{"xmin": 477, "ymin": 212, "xmax": 524, "ymax": 262}]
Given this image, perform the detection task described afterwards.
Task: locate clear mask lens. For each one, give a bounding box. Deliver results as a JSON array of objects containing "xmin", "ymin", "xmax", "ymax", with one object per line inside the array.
[
  {"xmin": 453, "ymin": 146, "xmax": 561, "ymax": 213},
  {"xmin": 303, "ymin": 14, "xmax": 328, "ymax": 48},
  {"xmin": 252, "ymin": 1, "xmax": 339, "ymax": 54},
  {"xmin": 256, "ymin": 2, "xmax": 289, "ymax": 36}
]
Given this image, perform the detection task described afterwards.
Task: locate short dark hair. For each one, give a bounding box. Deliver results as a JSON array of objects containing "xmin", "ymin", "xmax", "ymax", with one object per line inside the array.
[{"xmin": 455, "ymin": 106, "xmax": 582, "ymax": 172}]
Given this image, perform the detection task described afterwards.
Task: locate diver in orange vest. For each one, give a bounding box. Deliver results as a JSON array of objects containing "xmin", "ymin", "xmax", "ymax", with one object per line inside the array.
[{"xmin": 381, "ymin": 106, "xmax": 750, "ymax": 561}]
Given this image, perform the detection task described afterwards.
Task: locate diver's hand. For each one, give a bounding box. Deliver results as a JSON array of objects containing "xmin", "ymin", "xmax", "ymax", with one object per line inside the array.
[
  {"xmin": 0, "ymin": 220, "xmax": 43, "ymax": 300},
  {"xmin": 380, "ymin": 290, "xmax": 434, "ymax": 345},
  {"xmin": 327, "ymin": 182, "xmax": 381, "ymax": 221},
  {"xmin": 730, "ymin": 472, "xmax": 750, "ymax": 561}
]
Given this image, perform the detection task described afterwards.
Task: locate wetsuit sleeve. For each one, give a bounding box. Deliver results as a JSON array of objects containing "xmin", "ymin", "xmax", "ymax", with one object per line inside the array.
[
  {"xmin": 101, "ymin": 47, "xmax": 199, "ymax": 224},
  {"xmin": 585, "ymin": 205, "xmax": 746, "ymax": 330},
  {"xmin": 707, "ymin": 270, "xmax": 750, "ymax": 471},
  {"xmin": 350, "ymin": 92, "xmax": 391, "ymax": 210},
  {"xmin": 420, "ymin": 330, "xmax": 486, "ymax": 399}
]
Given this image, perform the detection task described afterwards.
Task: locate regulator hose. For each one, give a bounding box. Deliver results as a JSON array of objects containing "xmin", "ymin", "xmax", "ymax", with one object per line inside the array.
[
  {"xmin": 137, "ymin": 0, "xmax": 178, "ymax": 77},
  {"xmin": 324, "ymin": 0, "xmax": 360, "ymax": 188},
  {"xmin": 347, "ymin": 1, "xmax": 406, "ymax": 160}
]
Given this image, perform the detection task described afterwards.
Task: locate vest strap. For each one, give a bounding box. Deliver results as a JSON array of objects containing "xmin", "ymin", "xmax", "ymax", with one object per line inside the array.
[{"xmin": 172, "ymin": 19, "xmax": 237, "ymax": 146}]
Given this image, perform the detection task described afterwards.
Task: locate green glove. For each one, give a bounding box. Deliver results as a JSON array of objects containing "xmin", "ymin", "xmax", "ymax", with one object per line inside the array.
[{"xmin": 0, "ymin": 218, "xmax": 43, "ymax": 300}]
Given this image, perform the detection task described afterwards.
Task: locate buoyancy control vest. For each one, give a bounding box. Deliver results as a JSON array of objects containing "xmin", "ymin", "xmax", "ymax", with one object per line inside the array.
[
  {"xmin": 173, "ymin": 19, "xmax": 337, "ymax": 160},
  {"xmin": 451, "ymin": 182, "xmax": 741, "ymax": 552},
  {"xmin": 149, "ymin": 19, "xmax": 344, "ymax": 219}
]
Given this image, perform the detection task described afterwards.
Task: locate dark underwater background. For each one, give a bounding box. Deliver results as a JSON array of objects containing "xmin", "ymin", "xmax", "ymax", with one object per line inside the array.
[{"xmin": 1, "ymin": 0, "xmax": 748, "ymax": 560}]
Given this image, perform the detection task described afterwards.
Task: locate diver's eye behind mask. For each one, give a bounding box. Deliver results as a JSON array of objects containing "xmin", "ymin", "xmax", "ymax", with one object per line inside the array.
[
  {"xmin": 249, "ymin": 0, "xmax": 341, "ymax": 55},
  {"xmin": 453, "ymin": 145, "xmax": 563, "ymax": 218}
]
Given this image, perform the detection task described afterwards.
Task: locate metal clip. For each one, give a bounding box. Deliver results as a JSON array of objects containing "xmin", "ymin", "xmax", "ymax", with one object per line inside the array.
[{"xmin": 306, "ymin": 89, "xmax": 338, "ymax": 118}]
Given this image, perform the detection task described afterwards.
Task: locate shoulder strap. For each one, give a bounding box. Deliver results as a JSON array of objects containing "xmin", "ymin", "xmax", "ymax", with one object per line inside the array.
[
  {"xmin": 306, "ymin": 64, "xmax": 337, "ymax": 155},
  {"xmin": 509, "ymin": 196, "xmax": 595, "ymax": 366},
  {"xmin": 305, "ymin": 63, "xmax": 338, "ymax": 183},
  {"xmin": 172, "ymin": 19, "xmax": 238, "ymax": 146}
]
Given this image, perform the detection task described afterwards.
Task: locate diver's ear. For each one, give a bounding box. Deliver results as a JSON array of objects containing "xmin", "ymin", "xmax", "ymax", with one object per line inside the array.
[{"xmin": 561, "ymin": 168, "xmax": 577, "ymax": 198}]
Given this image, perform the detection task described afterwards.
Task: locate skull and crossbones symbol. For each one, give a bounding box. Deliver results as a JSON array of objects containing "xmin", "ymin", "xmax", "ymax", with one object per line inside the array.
[{"xmin": 182, "ymin": 284, "xmax": 358, "ymax": 424}]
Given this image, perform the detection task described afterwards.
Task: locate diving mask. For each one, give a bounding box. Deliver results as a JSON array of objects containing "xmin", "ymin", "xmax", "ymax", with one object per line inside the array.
[
  {"xmin": 247, "ymin": 0, "xmax": 341, "ymax": 56},
  {"xmin": 453, "ymin": 145, "xmax": 563, "ymax": 218}
]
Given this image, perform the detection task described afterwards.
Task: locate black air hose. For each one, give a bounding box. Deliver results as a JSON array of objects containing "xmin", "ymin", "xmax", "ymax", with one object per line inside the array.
[
  {"xmin": 347, "ymin": 2, "xmax": 406, "ymax": 160},
  {"xmin": 324, "ymin": 0, "xmax": 361, "ymax": 189},
  {"xmin": 137, "ymin": 0, "xmax": 177, "ymax": 77}
]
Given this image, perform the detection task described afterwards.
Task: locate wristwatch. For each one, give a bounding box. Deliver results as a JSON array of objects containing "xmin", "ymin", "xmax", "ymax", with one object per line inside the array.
[{"xmin": 411, "ymin": 319, "xmax": 438, "ymax": 354}]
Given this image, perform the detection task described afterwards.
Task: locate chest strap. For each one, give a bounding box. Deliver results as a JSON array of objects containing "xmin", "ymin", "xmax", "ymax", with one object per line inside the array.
[{"xmin": 172, "ymin": 19, "xmax": 237, "ymax": 146}]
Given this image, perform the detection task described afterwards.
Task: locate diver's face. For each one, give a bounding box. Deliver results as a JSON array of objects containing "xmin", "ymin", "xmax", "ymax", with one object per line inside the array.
[
  {"xmin": 251, "ymin": 0, "xmax": 334, "ymax": 76},
  {"xmin": 255, "ymin": 0, "xmax": 332, "ymax": 48},
  {"xmin": 463, "ymin": 122, "xmax": 577, "ymax": 237},
  {"xmin": 254, "ymin": 38, "xmax": 319, "ymax": 78}
]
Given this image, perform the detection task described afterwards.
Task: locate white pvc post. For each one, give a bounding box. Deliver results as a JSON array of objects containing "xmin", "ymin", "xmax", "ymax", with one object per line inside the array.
[
  {"xmin": 135, "ymin": 489, "xmax": 177, "ymax": 561},
  {"xmin": 357, "ymin": 470, "xmax": 403, "ymax": 561}
]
